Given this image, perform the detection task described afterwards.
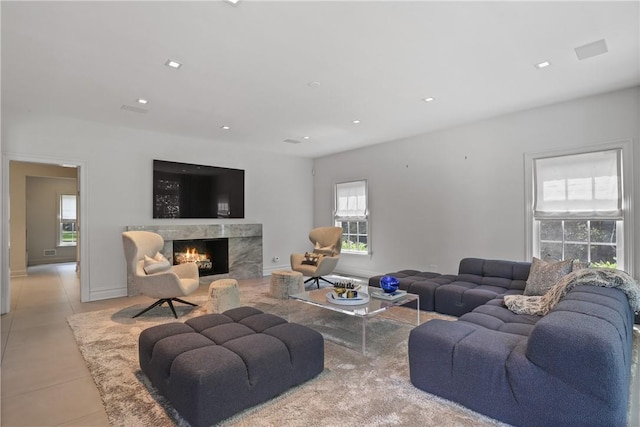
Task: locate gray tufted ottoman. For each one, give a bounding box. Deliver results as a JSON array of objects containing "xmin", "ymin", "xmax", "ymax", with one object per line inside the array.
[{"xmin": 139, "ymin": 306, "xmax": 324, "ymax": 427}]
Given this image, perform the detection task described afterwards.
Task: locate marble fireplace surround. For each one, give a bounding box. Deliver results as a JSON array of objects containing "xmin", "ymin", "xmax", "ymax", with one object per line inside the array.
[{"xmin": 126, "ymin": 224, "xmax": 262, "ymax": 292}]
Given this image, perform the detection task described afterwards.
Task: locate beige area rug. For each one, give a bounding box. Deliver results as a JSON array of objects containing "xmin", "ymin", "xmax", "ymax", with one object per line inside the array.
[{"xmin": 66, "ymin": 284, "xmax": 637, "ymax": 427}]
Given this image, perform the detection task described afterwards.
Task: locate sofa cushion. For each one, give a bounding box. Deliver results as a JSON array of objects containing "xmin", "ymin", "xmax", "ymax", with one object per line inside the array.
[
  {"xmin": 459, "ymin": 302, "xmax": 540, "ymax": 337},
  {"xmin": 435, "ymin": 257, "xmax": 531, "ymax": 316},
  {"xmin": 458, "ymin": 258, "xmax": 531, "ymax": 290},
  {"xmin": 523, "ymin": 257, "xmax": 573, "ymax": 296},
  {"xmin": 409, "ymin": 319, "xmax": 528, "ymax": 424}
]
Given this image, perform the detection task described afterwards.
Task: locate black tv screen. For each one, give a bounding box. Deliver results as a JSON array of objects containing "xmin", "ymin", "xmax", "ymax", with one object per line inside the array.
[{"xmin": 153, "ymin": 160, "xmax": 245, "ymax": 219}]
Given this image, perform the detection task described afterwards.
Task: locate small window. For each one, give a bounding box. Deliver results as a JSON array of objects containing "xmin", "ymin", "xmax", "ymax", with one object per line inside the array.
[
  {"xmin": 334, "ymin": 180, "xmax": 369, "ymax": 254},
  {"xmin": 59, "ymin": 194, "xmax": 77, "ymax": 246}
]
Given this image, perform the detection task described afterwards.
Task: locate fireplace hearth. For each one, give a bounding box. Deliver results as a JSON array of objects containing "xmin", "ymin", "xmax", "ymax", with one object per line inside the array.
[{"xmin": 173, "ymin": 238, "xmax": 229, "ymax": 276}]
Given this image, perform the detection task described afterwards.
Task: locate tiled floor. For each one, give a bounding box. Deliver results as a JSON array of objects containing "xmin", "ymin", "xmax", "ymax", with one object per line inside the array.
[{"xmin": 1, "ymin": 263, "xmax": 639, "ymax": 426}]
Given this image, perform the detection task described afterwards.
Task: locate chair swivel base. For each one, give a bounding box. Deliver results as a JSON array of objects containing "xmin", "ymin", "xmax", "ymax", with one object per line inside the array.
[
  {"xmin": 133, "ymin": 297, "xmax": 198, "ymax": 319},
  {"xmin": 304, "ymin": 276, "xmax": 334, "ymax": 289}
]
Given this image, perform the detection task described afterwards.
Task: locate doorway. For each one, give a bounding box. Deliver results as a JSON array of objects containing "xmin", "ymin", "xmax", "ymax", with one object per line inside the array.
[
  {"xmin": 26, "ymin": 176, "xmax": 78, "ymax": 267},
  {"xmin": 2, "ymin": 156, "xmax": 89, "ymax": 314}
]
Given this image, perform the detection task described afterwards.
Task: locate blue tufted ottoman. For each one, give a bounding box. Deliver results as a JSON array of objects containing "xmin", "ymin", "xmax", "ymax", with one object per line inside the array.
[{"xmin": 139, "ymin": 306, "xmax": 324, "ymax": 427}]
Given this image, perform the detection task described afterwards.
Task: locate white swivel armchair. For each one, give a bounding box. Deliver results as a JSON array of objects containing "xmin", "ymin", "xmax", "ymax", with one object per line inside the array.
[
  {"xmin": 291, "ymin": 226, "xmax": 342, "ymax": 288},
  {"xmin": 122, "ymin": 231, "xmax": 199, "ymax": 318}
]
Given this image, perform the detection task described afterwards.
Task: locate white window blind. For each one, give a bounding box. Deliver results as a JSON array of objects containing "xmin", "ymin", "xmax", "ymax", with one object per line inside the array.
[
  {"xmin": 61, "ymin": 194, "xmax": 77, "ymax": 220},
  {"xmin": 533, "ymin": 149, "xmax": 622, "ymax": 219},
  {"xmin": 335, "ymin": 181, "xmax": 367, "ymax": 218}
]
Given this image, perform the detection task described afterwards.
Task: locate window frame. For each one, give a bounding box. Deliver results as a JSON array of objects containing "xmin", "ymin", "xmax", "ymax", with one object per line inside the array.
[
  {"xmin": 538, "ymin": 219, "xmax": 620, "ymax": 267},
  {"xmin": 525, "ymin": 140, "xmax": 634, "ymax": 276},
  {"xmin": 58, "ymin": 193, "xmax": 77, "ymax": 247},
  {"xmin": 334, "ymin": 179, "xmax": 370, "ymax": 255}
]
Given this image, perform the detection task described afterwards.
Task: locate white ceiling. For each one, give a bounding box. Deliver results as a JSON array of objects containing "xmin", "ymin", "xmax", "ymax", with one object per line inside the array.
[{"xmin": 2, "ymin": 1, "xmax": 639, "ymax": 158}]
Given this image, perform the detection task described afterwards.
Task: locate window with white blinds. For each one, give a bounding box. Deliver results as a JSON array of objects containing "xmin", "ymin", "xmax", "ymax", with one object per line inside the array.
[
  {"xmin": 533, "ymin": 149, "xmax": 622, "ymax": 219},
  {"xmin": 59, "ymin": 194, "xmax": 77, "ymax": 246},
  {"xmin": 334, "ymin": 180, "xmax": 369, "ymax": 254},
  {"xmin": 526, "ymin": 143, "xmax": 633, "ymax": 273}
]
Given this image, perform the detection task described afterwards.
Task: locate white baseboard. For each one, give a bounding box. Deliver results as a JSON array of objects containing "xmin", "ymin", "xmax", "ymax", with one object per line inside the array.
[
  {"xmin": 89, "ymin": 287, "xmax": 128, "ymax": 301},
  {"xmin": 10, "ymin": 269, "xmax": 27, "ymax": 278},
  {"xmin": 333, "ymin": 268, "xmax": 382, "ymax": 281}
]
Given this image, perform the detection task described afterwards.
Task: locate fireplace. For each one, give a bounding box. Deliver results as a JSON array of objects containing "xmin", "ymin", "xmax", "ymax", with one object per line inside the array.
[
  {"xmin": 173, "ymin": 238, "xmax": 229, "ymax": 276},
  {"xmin": 126, "ymin": 224, "xmax": 262, "ymax": 294}
]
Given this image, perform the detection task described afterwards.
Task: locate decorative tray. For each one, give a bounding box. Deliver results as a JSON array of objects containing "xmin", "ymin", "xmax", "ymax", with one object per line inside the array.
[
  {"xmin": 326, "ymin": 290, "xmax": 370, "ymax": 305},
  {"xmin": 370, "ymin": 289, "xmax": 408, "ymax": 301}
]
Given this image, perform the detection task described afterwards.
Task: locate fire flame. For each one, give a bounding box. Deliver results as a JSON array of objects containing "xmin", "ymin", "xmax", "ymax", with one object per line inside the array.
[{"xmin": 175, "ymin": 248, "xmax": 209, "ymax": 264}]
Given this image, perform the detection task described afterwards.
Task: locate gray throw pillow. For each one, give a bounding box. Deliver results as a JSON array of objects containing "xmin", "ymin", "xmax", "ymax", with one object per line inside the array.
[{"xmin": 524, "ymin": 257, "xmax": 573, "ymax": 296}]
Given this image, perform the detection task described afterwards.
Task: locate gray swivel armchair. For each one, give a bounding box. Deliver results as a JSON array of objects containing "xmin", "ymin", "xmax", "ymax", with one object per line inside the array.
[
  {"xmin": 291, "ymin": 226, "xmax": 342, "ymax": 288},
  {"xmin": 122, "ymin": 231, "xmax": 199, "ymax": 318}
]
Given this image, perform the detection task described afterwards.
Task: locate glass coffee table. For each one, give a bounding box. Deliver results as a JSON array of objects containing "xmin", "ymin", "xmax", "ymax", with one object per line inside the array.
[{"xmin": 288, "ymin": 286, "xmax": 420, "ymax": 354}]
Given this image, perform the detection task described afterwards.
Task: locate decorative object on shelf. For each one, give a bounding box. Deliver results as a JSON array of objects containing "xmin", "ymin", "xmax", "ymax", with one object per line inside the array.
[
  {"xmin": 334, "ymin": 281, "xmax": 359, "ymax": 290},
  {"xmin": 326, "ymin": 289, "xmax": 370, "ymax": 305},
  {"xmin": 380, "ymin": 275, "xmax": 400, "ymax": 294}
]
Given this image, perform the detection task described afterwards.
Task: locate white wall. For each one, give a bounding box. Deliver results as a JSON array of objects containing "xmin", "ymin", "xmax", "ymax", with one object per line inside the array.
[
  {"xmin": 313, "ymin": 87, "xmax": 640, "ymax": 278},
  {"xmin": 3, "ymin": 87, "xmax": 638, "ymax": 307},
  {"xmin": 2, "ymin": 113, "xmax": 313, "ymax": 302},
  {"xmin": 26, "ymin": 176, "xmax": 78, "ymax": 266}
]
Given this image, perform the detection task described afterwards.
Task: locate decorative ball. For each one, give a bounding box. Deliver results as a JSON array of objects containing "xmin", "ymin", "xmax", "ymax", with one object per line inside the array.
[{"xmin": 379, "ymin": 275, "xmax": 400, "ymax": 293}]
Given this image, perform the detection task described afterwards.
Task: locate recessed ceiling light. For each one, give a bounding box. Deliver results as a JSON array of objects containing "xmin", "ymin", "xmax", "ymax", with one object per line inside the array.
[
  {"xmin": 137, "ymin": 98, "xmax": 148, "ymax": 105},
  {"xmin": 535, "ymin": 60, "xmax": 551, "ymax": 69},
  {"xmin": 220, "ymin": 125, "xmax": 230, "ymax": 130},
  {"xmin": 308, "ymin": 81, "xmax": 321, "ymax": 88},
  {"xmin": 225, "ymin": 0, "xmax": 240, "ymax": 4},
  {"xmin": 422, "ymin": 97, "xmax": 435, "ymax": 102},
  {"xmin": 303, "ymin": 136, "xmax": 311, "ymax": 140},
  {"xmin": 165, "ymin": 59, "xmax": 182, "ymax": 69},
  {"xmin": 352, "ymin": 120, "xmax": 361, "ymax": 124}
]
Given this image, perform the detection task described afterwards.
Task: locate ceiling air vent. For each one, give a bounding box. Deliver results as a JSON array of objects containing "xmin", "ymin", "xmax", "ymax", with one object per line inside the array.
[
  {"xmin": 283, "ymin": 139, "xmax": 302, "ymax": 144},
  {"xmin": 575, "ymin": 39, "xmax": 608, "ymax": 61},
  {"xmin": 121, "ymin": 104, "xmax": 148, "ymax": 114}
]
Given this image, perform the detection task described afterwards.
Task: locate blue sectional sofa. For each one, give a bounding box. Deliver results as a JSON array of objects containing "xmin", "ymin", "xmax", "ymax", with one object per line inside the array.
[
  {"xmin": 371, "ymin": 258, "xmax": 636, "ymax": 426},
  {"xmin": 369, "ymin": 258, "xmax": 531, "ymax": 316}
]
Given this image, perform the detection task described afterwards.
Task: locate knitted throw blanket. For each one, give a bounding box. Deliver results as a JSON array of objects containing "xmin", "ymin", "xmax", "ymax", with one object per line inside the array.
[{"xmin": 504, "ymin": 268, "xmax": 640, "ymax": 316}]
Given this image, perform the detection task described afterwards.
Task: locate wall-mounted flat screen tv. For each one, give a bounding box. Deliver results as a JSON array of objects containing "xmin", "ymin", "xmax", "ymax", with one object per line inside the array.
[{"xmin": 153, "ymin": 160, "xmax": 245, "ymax": 219}]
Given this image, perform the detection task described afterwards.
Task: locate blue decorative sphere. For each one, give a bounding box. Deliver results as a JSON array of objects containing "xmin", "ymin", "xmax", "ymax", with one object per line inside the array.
[{"xmin": 380, "ymin": 275, "xmax": 400, "ymax": 293}]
